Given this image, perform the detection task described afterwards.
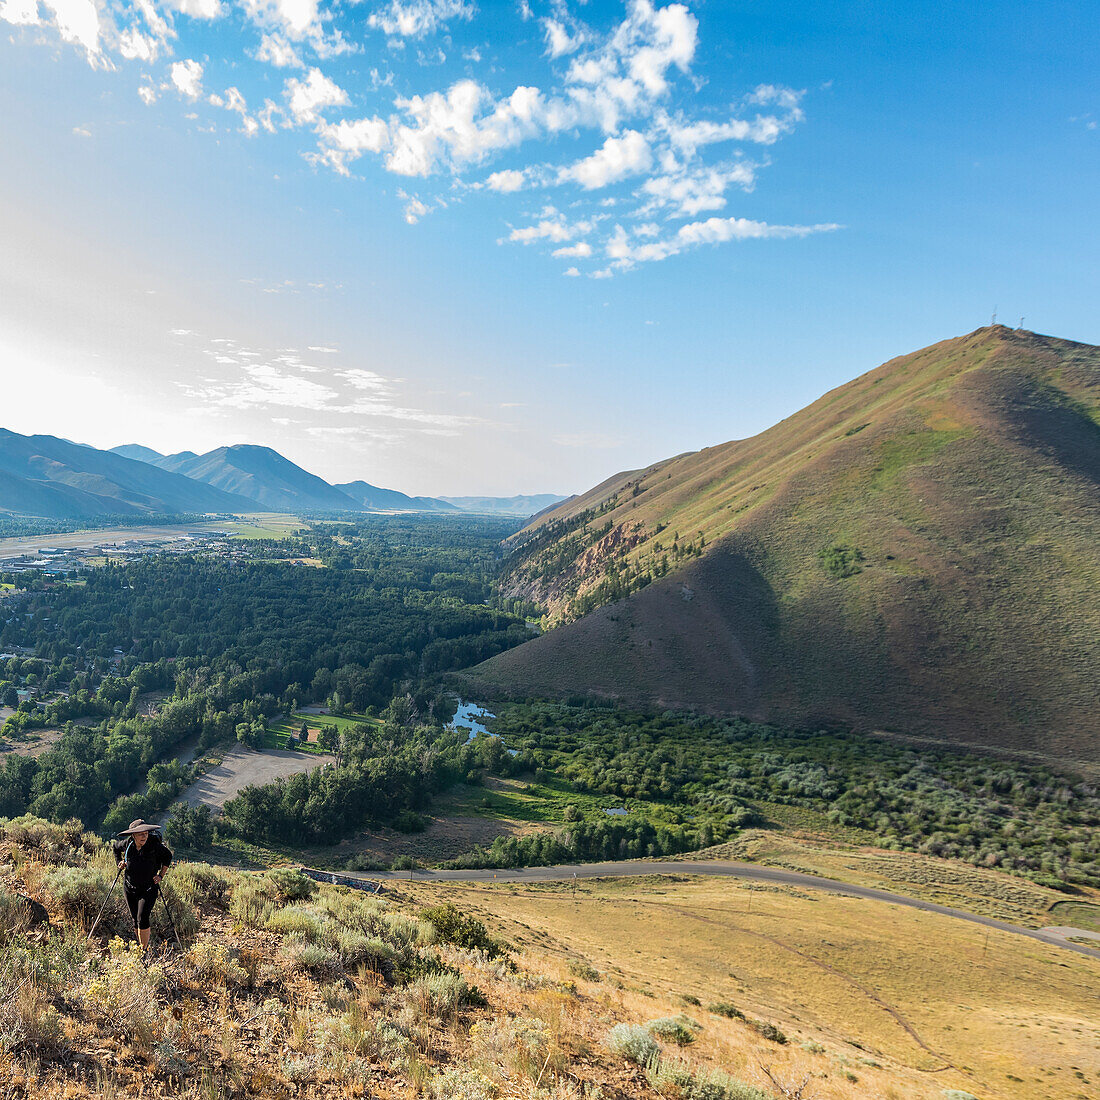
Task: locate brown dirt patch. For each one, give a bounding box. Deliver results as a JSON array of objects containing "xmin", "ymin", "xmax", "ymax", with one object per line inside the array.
[{"xmin": 0, "ymin": 726, "xmax": 65, "ymax": 758}]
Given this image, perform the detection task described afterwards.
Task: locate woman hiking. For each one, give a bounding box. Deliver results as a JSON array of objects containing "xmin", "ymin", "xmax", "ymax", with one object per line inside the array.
[{"xmin": 112, "ymin": 818, "xmax": 172, "ymax": 951}]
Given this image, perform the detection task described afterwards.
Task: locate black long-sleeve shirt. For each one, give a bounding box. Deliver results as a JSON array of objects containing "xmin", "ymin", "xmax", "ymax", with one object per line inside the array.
[{"xmin": 112, "ymin": 834, "xmax": 172, "ymax": 892}]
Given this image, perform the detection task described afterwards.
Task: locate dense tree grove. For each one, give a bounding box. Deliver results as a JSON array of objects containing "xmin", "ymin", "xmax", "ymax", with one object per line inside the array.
[
  {"xmin": 447, "ymin": 818, "xmax": 723, "ymax": 869},
  {"xmin": 0, "ymin": 516, "xmax": 527, "ymax": 833},
  {"xmin": 221, "ymin": 721, "xmax": 473, "ymax": 845},
  {"xmin": 485, "ymin": 702, "xmax": 1100, "ymax": 888}
]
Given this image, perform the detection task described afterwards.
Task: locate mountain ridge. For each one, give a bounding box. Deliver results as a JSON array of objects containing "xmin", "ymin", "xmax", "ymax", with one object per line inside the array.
[
  {"xmin": 0, "ymin": 429, "xmax": 264, "ymax": 519},
  {"xmin": 468, "ymin": 327, "xmax": 1100, "ymax": 761}
]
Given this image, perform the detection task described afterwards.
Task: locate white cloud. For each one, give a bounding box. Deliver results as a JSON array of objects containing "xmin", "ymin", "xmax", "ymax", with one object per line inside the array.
[
  {"xmin": 508, "ymin": 209, "xmax": 595, "ymax": 244},
  {"xmin": 312, "ymin": 114, "xmax": 390, "ymax": 174},
  {"xmin": 563, "ymin": 266, "xmax": 581, "ymax": 277},
  {"xmin": 255, "ymin": 33, "xmax": 303, "ymax": 68},
  {"xmin": 383, "ymin": 80, "xmax": 548, "ymax": 176},
  {"xmin": 284, "ymin": 67, "xmax": 348, "ymax": 125},
  {"xmin": 400, "ymin": 191, "xmax": 430, "ymax": 223},
  {"xmin": 368, "ymin": 0, "xmax": 476, "ymax": 38},
  {"xmin": 117, "ymin": 26, "xmax": 159, "ymax": 60},
  {"xmin": 339, "ymin": 368, "xmax": 391, "ymax": 392},
  {"xmin": 552, "ymin": 241, "xmax": 591, "ymax": 258},
  {"xmin": 640, "ymin": 162, "xmax": 757, "ymax": 217},
  {"xmin": 0, "ymin": 0, "xmax": 39, "ymax": 25},
  {"xmin": 166, "ymin": 0, "xmax": 221, "ymax": 17},
  {"xmin": 241, "ymin": 0, "xmax": 321, "ymax": 41},
  {"xmin": 559, "ymin": 130, "xmax": 652, "ymax": 189},
  {"xmin": 485, "ymin": 168, "xmax": 526, "ymax": 192},
  {"xmin": 138, "ymin": 83, "xmax": 157, "ymax": 105},
  {"xmin": 181, "ymin": 361, "xmax": 339, "ymax": 411},
  {"xmin": 170, "ymin": 59, "xmax": 204, "ymax": 100},
  {"xmin": 541, "ymin": 16, "xmax": 583, "ymax": 58},
  {"xmin": 602, "ymin": 216, "xmax": 839, "ymax": 270},
  {"xmin": 42, "ymin": 0, "xmax": 101, "ymax": 61},
  {"xmin": 72, "ymin": 125, "xmax": 91, "ymax": 137}
]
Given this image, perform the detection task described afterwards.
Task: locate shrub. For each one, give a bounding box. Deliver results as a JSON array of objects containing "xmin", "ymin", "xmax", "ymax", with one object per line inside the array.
[
  {"xmin": 647, "ymin": 1014, "xmax": 699, "ymax": 1045},
  {"xmin": 229, "ymin": 876, "xmax": 276, "ymax": 928},
  {"xmin": 708, "ymin": 1002, "xmax": 745, "ymax": 1020},
  {"xmin": 0, "ymin": 983, "xmax": 66, "ymax": 1056},
  {"xmin": 748, "ymin": 1019, "xmax": 787, "ymax": 1044},
  {"xmin": 429, "ymin": 1067, "xmax": 495, "ymax": 1100},
  {"xmin": 411, "ymin": 971, "xmax": 470, "ymax": 1018},
  {"xmin": 819, "ymin": 544, "xmax": 864, "ymax": 578},
  {"xmin": 345, "ymin": 853, "xmax": 389, "ymax": 872},
  {"xmin": 187, "ymin": 942, "xmax": 248, "ymax": 986},
  {"xmin": 393, "ymin": 810, "xmax": 427, "ymax": 833},
  {"xmin": 43, "ymin": 865, "xmax": 115, "ymax": 928},
  {"xmin": 267, "ymin": 867, "xmax": 317, "ymax": 902},
  {"xmin": 82, "ymin": 938, "xmax": 167, "ymax": 1047},
  {"xmin": 336, "ymin": 930, "xmax": 394, "ymax": 969},
  {"xmin": 569, "ymin": 959, "xmax": 600, "ymax": 982},
  {"xmin": 170, "ymin": 863, "xmax": 232, "ymax": 908},
  {"xmin": 288, "ymin": 941, "xmax": 340, "ymax": 975},
  {"xmin": 681, "ymin": 993, "xmax": 701, "ymax": 1006},
  {"xmin": 606, "ymin": 1022, "xmax": 660, "ymax": 1066},
  {"xmin": 392, "ymin": 855, "xmax": 422, "ymax": 871},
  {"xmin": 942, "ymin": 1092, "xmax": 981, "ymax": 1100},
  {"xmin": 266, "ymin": 906, "xmax": 324, "ymax": 942},
  {"xmin": 421, "ymin": 903, "xmax": 502, "ymax": 957}
]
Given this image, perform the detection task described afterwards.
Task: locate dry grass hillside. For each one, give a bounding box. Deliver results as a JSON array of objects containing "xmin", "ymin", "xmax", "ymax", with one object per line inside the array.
[
  {"xmin": 5, "ymin": 815, "xmax": 1098, "ymax": 1100},
  {"xmin": 473, "ymin": 327, "xmax": 1100, "ymax": 761}
]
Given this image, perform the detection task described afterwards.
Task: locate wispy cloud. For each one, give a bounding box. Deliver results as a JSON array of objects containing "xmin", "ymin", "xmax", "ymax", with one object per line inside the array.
[{"xmin": 173, "ymin": 333, "xmax": 478, "ymax": 435}]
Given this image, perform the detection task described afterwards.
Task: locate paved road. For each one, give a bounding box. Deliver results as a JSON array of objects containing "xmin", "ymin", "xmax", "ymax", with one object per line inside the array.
[{"xmin": 310, "ymin": 859, "xmax": 1100, "ymax": 961}]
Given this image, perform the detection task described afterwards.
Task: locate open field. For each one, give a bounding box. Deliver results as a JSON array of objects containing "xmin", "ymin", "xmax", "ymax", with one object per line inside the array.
[
  {"xmin": 0, "ymin": 513, "xmax": 305, "ymax": 556},
  {"xmin": 224, "ymin": 514, "xmax": 305, "ymax": 539},
  {"xmin": 176, "ymin": 743, "xmax": 334, "ymax": 810},
  {"xmin": 398, "ymin": 873, "xmax": 1100, "ymax": 1100},
  {"xmin": 0, "ymin": 521, "xmax": 227, "ymax": 556},
  {"xmin": 266, "ymin": 709, "xmax": 383, "ymax": 751}
]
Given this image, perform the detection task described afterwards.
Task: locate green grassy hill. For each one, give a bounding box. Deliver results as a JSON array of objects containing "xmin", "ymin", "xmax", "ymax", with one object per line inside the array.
[{"xmin": 468, "ymin": 327, "xmax": 1100, "ymax": 762}]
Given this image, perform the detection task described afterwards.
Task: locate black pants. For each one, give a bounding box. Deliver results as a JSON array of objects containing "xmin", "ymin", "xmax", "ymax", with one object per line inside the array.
[{"xmin": 124, "ymin": 883, "xmax": 159, "ymax": 931}]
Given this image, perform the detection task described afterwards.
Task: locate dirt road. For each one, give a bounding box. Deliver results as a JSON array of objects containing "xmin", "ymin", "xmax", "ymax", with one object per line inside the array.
[
  {"xmin": 318, "ymin": 859, "xmax": 1100, "ymax": 961},
  {"xmin": 180, "ymin": 745, "xmax": 334, "ymax": 809}
]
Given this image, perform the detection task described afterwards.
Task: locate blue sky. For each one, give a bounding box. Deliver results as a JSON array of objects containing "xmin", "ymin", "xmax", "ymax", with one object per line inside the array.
[{"xmin": 1, "ymin": 0, "xmax": 1096, "ymax": 495}]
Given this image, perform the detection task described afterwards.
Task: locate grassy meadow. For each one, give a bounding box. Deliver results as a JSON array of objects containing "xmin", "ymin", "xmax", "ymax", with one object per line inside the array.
[{"xmin": 407, "ymin": 874, "xmax": 1100, "ymax": 1100}]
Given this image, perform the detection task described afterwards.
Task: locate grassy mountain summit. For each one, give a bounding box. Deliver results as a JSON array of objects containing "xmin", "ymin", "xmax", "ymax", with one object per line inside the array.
[{"xmin": 471, "ymin": 327, "xmax": 1100, "ymax": 761}]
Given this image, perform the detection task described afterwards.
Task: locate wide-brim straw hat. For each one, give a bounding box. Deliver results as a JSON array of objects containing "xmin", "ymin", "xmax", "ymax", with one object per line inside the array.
[{"xmin": 117, "ymin": 819, "xmax": 158, "ymax": 836}]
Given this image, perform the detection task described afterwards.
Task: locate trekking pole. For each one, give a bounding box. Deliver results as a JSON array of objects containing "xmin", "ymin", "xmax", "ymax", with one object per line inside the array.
[
  {"xmin": 87, "ymin": 865, "xmax": 123, "ymax": 943},
  {"xmin": 159, "ymin": 887, "xmax": 183, "ymax": 950}
]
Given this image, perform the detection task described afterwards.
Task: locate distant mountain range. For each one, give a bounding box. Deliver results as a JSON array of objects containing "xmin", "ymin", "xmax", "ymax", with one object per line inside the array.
[
  {"xmin": 0, "ymin": 430, "xmax": 258, "ymax": 518},
  {"xmin": 335, "ymin": 481, "xmax": 458, "ymax": 513},
  {"xmin": 114, "ymin": 444, "xmax": 364, "ymax": 513},
  {"xmin": 439, "ymin": 494, "xmax": 570, "ymax": 516},
  {"xmin": 468, "ymin": 327, "xmax": 1100, "ymax": 763},
  {"xmin": 0, "ymin": 432, "xmax": 564, "ymax": 521}
]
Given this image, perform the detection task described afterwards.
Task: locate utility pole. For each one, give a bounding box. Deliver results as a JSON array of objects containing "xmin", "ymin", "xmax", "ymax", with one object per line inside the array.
[{"xmin": 991, "ymin": 306, "xmax": 997, "ymax": 325}]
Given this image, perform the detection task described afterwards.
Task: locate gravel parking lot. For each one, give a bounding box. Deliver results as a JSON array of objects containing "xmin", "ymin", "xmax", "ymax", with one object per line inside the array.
[{"xmin": 178, "ymin": 745, "xmax": 335, "ymax": 810}]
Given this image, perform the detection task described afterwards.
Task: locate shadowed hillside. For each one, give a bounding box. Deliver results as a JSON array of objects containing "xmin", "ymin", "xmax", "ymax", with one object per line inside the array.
[{"xmin": 469, "ymin": 327, "xmax": 1100, "ymax": 761}]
